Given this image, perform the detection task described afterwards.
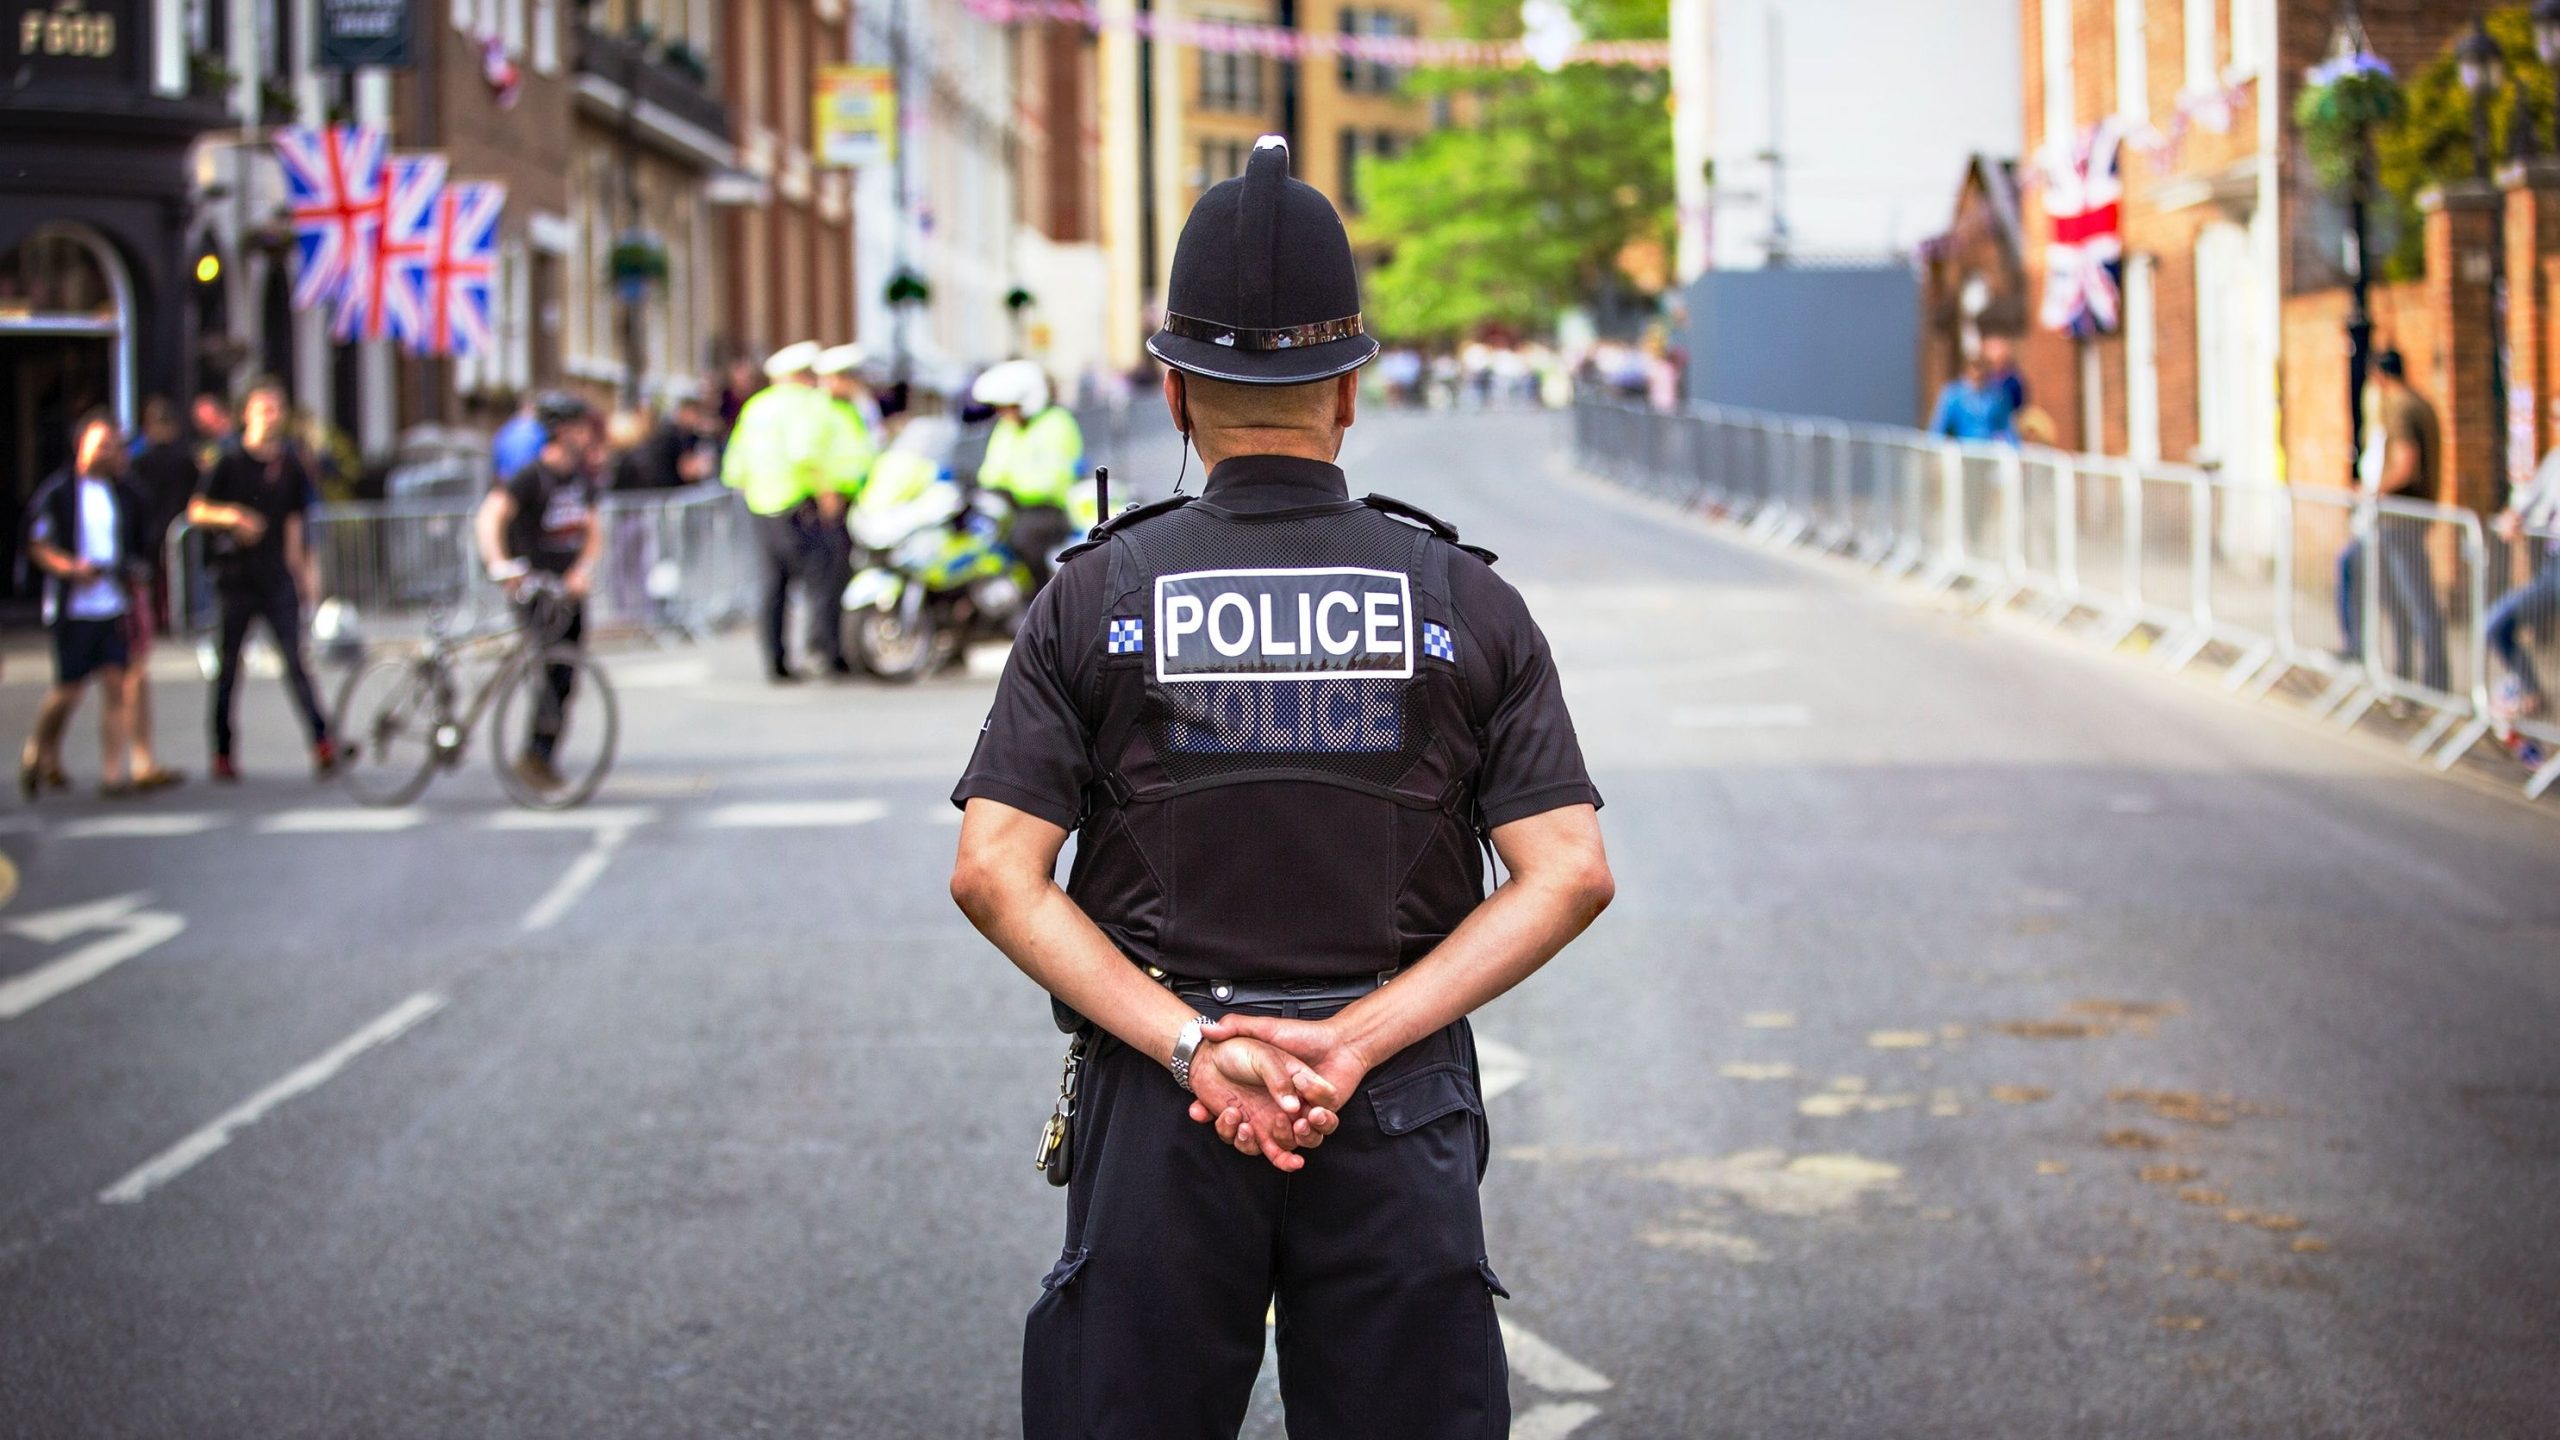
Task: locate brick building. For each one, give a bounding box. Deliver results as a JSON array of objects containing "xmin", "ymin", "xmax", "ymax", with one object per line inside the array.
[
  {"xmin": 1096, "ymin": 0, "xmax": 1447, "ymax": 376},
  {"xmin": 718, "ymin": 0, "xmax": 858, "ymax": 366},
  {"xmin": 2009, "ymin": 0, "xmax": 2499, "ymax": 498}
]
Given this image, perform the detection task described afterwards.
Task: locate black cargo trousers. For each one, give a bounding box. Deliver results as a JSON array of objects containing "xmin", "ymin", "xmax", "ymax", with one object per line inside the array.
[{"xmin": 1023, "ymin": 1009, "xmax": 1510, "ymax": 1440}]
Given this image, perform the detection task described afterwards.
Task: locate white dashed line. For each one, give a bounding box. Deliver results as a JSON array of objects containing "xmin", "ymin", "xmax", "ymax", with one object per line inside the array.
[
  {"xmin": 704, "ymin": 799, "xmax": 890, "ymax": 828},
  {"xmin": 1501, "ymin": 1319, "xmax": 1614, "ymax": 1394},
  {"xmin": 99, "ymin": 991, "xmax": 446, "ymax": 1204},
  {"xmin": 256, "ymin": 807, "xmax": 427, "ymax": 833},
  {"xmin": 56, "ymin": 813, "xmax": 226, "ymax": 839},
  {"xmin": 1476, "ymin": 1036, "xmax": 1531, "ymax": 1101},
  {"xmin": 0, "ymin": 892, "xmax": 186, "ymax": 1020},
  {"xmin": 485, "ymin": 805, "xmax": 659, "ymax": 831},
  {"xmin": 520, "ymin": 822, "xmax": 637, "ymax": 932},
  {"xmin": 1511, "ymin": 1402, "xmax": 1603, "ymax": 1439},
  {"xmin": 1673, "ymin": 703, "xmax": 1813, "ymax": 729}
]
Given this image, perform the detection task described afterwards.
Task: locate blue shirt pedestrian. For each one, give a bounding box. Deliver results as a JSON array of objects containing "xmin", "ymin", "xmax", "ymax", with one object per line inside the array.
[
  {"xmin": 492, "ymin": 410, "xmax": 547, "ymax": 483},
  {"xmin": 1930, "ymin": 374, "xmax": 2018, "ymax": 445}
]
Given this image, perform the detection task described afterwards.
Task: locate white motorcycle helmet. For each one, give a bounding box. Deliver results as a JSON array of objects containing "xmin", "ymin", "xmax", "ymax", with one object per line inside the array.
[{"xmin": 969, "ymin": 359, "xmax": 1051, "ymax": 415}]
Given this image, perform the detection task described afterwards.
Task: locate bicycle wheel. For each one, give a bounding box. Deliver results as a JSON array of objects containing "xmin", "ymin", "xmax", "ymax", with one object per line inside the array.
[
  {"xmin": 489, "ymin": 644, "xmax": 619, "ymax": 810},
  {"xmin": 333, "ymin": 655, "xmax": 444, "ymax": 807}
]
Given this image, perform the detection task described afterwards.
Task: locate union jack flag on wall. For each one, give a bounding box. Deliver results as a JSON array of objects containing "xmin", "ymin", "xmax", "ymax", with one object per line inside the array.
[
  {"xmin": 374, "ymin": 153, "xmax": 451, "ymax": 349},
  {"xmin": 2039, "ymin": 119, "xmax": 2123, "ymax": 339},
  {"xmin": 383, "ymin": 181, "xmax": 506, "ymax": 361},
  {"xmin": 275, "ymin": 124, "xmax": 389, "ymax": 315}
]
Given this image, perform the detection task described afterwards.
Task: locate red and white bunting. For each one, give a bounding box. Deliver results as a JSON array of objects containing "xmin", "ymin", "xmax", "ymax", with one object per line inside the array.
[{"xmin": 960, "ymin": 0, "xmax": 1670, "ymax": 70}]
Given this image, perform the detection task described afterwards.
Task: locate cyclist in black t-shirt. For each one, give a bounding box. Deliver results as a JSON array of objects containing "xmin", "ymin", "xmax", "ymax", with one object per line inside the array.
[
  {"xmin": 189, "ymin": 376, "xmax": 337, "ymax": 782},
  {"xmin": 474, "ymin": 392, "xmax": 605, "ymax": 794}
]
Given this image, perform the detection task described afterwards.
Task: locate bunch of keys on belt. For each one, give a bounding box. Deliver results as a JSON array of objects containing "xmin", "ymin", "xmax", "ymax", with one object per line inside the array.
[{"xmin": 1035, "ymin": 1030, "xmax": 1091, "ymax": 1187}]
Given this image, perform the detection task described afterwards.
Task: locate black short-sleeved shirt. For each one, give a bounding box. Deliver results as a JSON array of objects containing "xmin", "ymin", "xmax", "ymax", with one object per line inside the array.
[
  {"xmin": 501, "ymin": 460, "xmax": 600, "ymax": 574},
  {"xmin": 951, "ymin": 454, "xmax": 1602, "ymax": 833},
  {"xmin": 129, "ymin": 440, "xmax": 200, "ymax": 567},
  {"xmin": 199, "ymin": 443, "xmax": 316, "ymax": 594}
]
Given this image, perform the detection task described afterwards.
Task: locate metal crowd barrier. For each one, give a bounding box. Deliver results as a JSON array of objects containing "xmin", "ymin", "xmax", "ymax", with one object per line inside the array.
[
  {"xmin": 166, "ymin": 483, "xmax": 761, "ymax": 659},
  {"xmin": 1573, "ymin": 395, "xmax": 2560, "ymax": 802}
]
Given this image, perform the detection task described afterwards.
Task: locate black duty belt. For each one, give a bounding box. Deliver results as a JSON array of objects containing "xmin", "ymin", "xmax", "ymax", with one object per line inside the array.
[{"xmin": 1149, "ymin": 968, "xmax": 1399, "ymax": 1012}]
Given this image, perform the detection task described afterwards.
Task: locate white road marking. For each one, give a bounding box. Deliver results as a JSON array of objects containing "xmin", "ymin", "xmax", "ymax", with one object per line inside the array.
[
  {"xmin": 1511, "ymin": 1402, "xmax": 1604, "ymax": 1439},
  {"xmin": 99, "ymin": 991, "xmax": 446, "ymax": 1204},
  {"xmin": 485, "ymin": 805, "xmax": 657, "ymax": 832},
  {"xmin": 0, "ymin": 893, "xmax": 185, "ymax": 1019},
  {"xmin": 704, "ymin": 799, "xmax": 890, "ymax": 829},
  {"xmin": 1673, "ymin": 703, "xmax": 1814, "ymax": 729},
  {"xmin": 1476, "ymin": 1036, "xmax": 1531, "ymax": 1100},
  {"xmin": 521, "ymin": 823, "xmax": 635, "ymax": 932},
  {"xmin": 256, "ymin": 807, "xmax": 427, "ymax": 833},
  {"xmin": 6, "ymin": 891, "xmax": 151, "ymax": 944},
  {"xmin": 1500, "ymin": 1319, "xmax": 1614, "ymax": 1394},
  {"xmin": 605, "ymin": 658, "xmax": 714, "ymax": 689},
  {"xmin": 56, "ymin": 812, "xmax": 226, "ymax": 839}
]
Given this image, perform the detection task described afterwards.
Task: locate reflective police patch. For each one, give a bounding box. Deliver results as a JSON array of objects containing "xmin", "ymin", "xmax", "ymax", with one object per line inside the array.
[
  {"xmin": 1153, "ymin": 567, "xmax": 1413, "ymax": 683},
  {"xmin": 1161, "ymin": 677, "xmax": 1404, "ymax": 753},
  {"xmin": 1422, "ymin": 622, "xmax": 1456, "ymax": 663},
  {"xmin": 1106, "ymin": 617, "xmax": 1146, "ymax": 655}
]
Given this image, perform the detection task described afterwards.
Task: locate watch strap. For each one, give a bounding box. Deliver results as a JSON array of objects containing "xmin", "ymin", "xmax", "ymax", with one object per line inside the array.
[{"xmin": 1169, "ymin": 1014, "xmax": 1212, "ymax": 1093}]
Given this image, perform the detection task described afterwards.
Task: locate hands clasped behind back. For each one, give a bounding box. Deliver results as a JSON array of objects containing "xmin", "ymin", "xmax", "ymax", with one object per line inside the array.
[{"xmin": 1186, "ymin": 1015, "xmax": 1369, "ymax": 1171}]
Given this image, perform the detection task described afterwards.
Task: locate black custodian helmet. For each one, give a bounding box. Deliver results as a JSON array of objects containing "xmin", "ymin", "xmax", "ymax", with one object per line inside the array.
[{"xmin": 1146, "ymin": 136, "xmax": 1381, "ymax": 386}]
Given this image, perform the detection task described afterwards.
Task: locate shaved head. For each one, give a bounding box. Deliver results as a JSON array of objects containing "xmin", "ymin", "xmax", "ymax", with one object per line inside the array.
[{"xmin": 1167, "ymin": 371, "xmax": 1359, "ymax": 466}]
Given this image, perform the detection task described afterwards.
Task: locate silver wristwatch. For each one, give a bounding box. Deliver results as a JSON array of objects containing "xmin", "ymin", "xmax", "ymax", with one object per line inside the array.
[{"xmin": 1168, "ymin": 1015, "xmax": 1213, "ymax": 1093}]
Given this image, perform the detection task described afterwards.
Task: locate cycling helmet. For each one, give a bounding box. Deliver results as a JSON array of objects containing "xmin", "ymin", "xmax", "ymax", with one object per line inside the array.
[{"xmin": 534, "ymin": 390, "xmax": 596, "ymax": 428}]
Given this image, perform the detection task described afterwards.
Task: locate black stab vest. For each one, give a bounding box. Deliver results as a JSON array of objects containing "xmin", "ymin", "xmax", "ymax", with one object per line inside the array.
[{"xmin": 1069, "ymin": 494, "xmax": 1491, "ymax": 982}]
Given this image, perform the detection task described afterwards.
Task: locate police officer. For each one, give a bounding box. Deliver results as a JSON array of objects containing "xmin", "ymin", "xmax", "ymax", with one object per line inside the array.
[
  {"xmin": 722, "ymin": 341, "xmax": 852, "ymax": 681},
  {"xmin": 969, "ymin": 358, "xmax": 1087, "ymax": 591},
  {"xmin": 812, "ymin": 344, "xmax": 880, "ymax": 667},
  {"xmin": 948, "ymin": 136, "xmax": 1613, "ymax": 1440}
]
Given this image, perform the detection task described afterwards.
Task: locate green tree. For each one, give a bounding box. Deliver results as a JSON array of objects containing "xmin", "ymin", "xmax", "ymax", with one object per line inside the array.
[
  {"xmin": 2372, "ymin": 7, "xmax": 2556, "ymax": 279},
  {"xmin": 1354, "ymin": 0, "xmax": 1673, "ymax": 341}
]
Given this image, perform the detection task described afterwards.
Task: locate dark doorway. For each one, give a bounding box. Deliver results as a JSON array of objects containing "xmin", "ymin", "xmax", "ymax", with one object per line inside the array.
[{"xmin": 0, "ymin": 334, "xmax": 113, "ymax": 602}]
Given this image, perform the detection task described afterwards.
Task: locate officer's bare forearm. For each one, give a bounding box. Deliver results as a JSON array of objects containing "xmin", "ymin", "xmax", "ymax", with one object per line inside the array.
[
  {"xmin": 950, "ymin": 799, "xmax": 1200, "ymax": 1062},
  {"xmin": 1327, "ymin": 805, "xmax": 1613, "ymax": 1071}
]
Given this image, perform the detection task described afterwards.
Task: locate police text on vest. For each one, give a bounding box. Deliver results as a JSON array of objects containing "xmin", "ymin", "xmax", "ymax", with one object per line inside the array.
[{"xmin": 1153, "ymin": 568, "xmax": 1414, "ymax": 682}]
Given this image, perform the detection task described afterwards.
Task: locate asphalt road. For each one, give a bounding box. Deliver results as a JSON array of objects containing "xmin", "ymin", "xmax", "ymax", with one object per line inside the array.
[{"xmin": 1, "ymin": 409, "xmax": 2555, "ymax": 1439}]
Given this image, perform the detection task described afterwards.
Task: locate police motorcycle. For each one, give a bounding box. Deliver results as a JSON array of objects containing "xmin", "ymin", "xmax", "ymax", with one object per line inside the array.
[{"xmin": 839, "ymin": 416, "xmax": 1085, "ymax": 682}]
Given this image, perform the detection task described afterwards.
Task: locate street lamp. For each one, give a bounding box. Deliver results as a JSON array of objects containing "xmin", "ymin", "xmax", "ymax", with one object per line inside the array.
[
  {"xmin": 2537, "ymin": 0, "xmax": 2560, "ymax": 152},
  {"xmin": 2458, "ymin": 17, "xmax": 2514, "ymax": 509},
  {"xmin": 2460, "ymin": 19, "xmax": 2507, "ymax": 180},
  {"xmin": 2320, "ymin": 3, "xmax": 2383, "ymax": 486}
]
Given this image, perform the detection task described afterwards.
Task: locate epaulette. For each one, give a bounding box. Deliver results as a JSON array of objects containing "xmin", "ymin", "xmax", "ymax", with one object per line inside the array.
[
  {"xmin": 1056, "ymin": 493, "xmax": 1195, "ymax": 563},
  {"xmin": 1362, "ymin": 492, "xmax": 1497, "ymax": 566}
]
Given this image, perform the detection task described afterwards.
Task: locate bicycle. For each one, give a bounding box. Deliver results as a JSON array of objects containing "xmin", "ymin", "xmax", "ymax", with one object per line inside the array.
[{"xmin": 331, "ymin": 573, "xmax": 620, "ymax": 810}]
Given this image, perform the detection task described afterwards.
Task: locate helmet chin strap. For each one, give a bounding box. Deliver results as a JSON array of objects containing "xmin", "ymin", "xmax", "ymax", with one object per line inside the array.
[{"xmin": 1173, "ymin": 373, "xmax": 1194, "ymax": 495}]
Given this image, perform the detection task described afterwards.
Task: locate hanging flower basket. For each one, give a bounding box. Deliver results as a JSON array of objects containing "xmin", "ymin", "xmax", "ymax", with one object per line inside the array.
[
  {"xmin": 610, "ymin": 232, "xmax": 670, "ymax": 302},
  {"xmin": 2297, "ymin": 51, "xmax": 2406, "ymax": 195},
  {"xmin": 660, "ymin": 38, "xmax": 710, "ymax": 86},
  {"xmin": 885, "ymin": 269, "xmax": 931, "ymax": 306}
]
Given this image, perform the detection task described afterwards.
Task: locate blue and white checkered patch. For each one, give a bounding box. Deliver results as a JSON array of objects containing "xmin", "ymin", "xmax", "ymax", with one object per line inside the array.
[
  {"xmin": 1422, "ymin": 622, "xmax": 1456, "ymax": 663},
  {"xmin": 1106, "ymin": 617, "xmax": 1146, "ymax": 655}
]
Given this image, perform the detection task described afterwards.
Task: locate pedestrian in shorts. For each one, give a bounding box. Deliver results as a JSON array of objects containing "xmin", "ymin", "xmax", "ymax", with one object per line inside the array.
[{"xmin": 19, "ymin": 411, "xmax": 174, "ymax": 798}]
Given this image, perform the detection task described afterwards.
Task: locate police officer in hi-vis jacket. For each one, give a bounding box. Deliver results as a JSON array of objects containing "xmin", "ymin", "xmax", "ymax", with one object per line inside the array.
[{"xmin": 948, "ymin": 136, "xmax": 1613, "ymax": 1440}]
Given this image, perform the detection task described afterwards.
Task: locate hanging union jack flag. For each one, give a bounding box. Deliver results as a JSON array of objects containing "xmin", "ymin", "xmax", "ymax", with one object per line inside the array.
[
  {"xmin": 373, "ymin": 152, "xmax": 450, "ymax": 349},
  {"xmin": 275, "ymin": 124, "xmax": 388, "ymax": 315},
  {"xmin": 2039, "ymin": 118, "xmax": 2124, "ymax": 338},
  {"xmin": 384, "ymin": 181, "xmax": 506, "ymax": 361}
]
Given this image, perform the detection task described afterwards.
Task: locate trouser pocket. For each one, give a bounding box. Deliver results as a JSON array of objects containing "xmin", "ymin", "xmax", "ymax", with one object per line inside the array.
[{"xmin": 1021, "ymin": 1247, "xmax": 1089, "ymax": 1440}]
